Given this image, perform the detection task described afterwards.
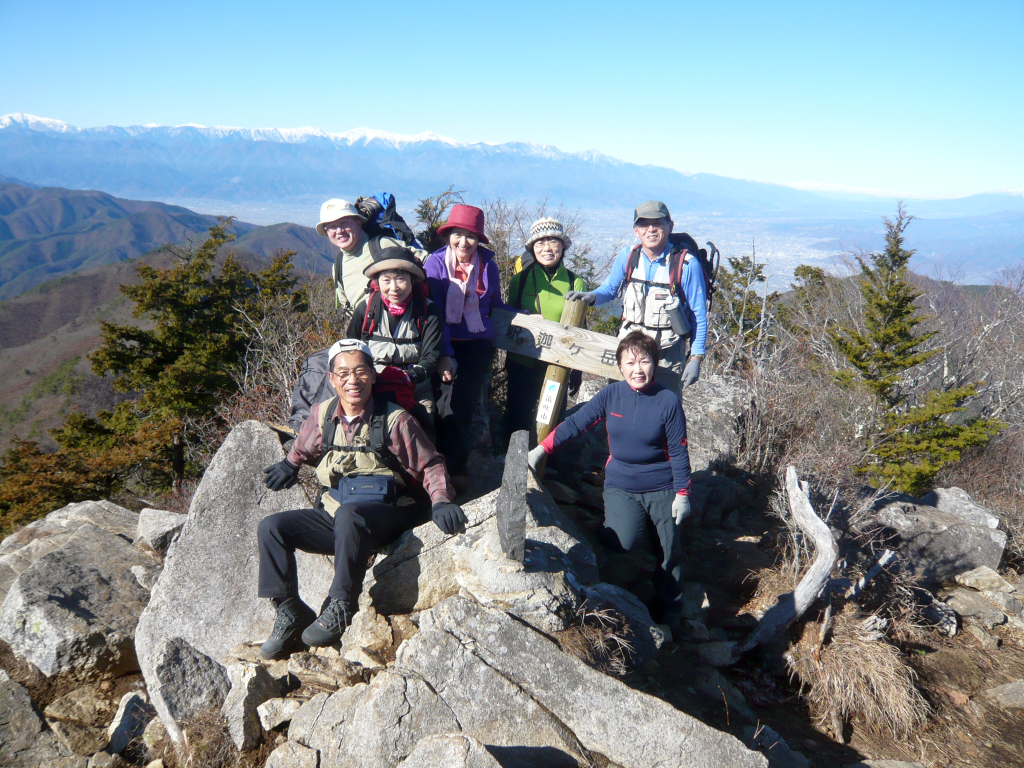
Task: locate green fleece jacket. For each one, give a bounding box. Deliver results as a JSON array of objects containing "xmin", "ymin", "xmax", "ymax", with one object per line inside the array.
[{"xmin": 507, "ymin": 261, "xmax": 587, "ymax": 367}]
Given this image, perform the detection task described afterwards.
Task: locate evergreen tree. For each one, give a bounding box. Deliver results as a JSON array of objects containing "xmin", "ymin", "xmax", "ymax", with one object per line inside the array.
[{"xmin": 829, "ymin": 206, "xmax": 1002, "ymax": 494}]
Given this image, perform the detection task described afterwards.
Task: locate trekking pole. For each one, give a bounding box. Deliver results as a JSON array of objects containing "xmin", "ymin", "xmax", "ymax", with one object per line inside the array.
[{"xmin": 533, "ymin": 298, "xmax": 589, "ymax": 477}]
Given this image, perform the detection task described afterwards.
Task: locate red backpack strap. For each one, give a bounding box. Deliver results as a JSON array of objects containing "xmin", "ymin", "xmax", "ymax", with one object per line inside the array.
[{"xmin": 362, "ymin": 288, "xmax": 382, "ymax": 338}]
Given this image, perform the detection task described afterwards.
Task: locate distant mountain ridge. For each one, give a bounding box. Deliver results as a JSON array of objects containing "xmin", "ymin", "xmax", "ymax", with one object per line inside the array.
[{"xmin": 0, "ymin": 180, "xmax": 333, "ymax": 300}]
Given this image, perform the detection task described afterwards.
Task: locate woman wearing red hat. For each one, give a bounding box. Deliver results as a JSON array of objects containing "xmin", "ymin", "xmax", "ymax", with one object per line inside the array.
[{"xmin": 424, "ymin": 204, "xmax": 509, "ymax": 478}]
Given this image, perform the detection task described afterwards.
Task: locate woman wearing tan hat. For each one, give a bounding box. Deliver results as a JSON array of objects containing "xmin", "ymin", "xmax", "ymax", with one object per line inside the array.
[
  {"xmin": 505, "ymin": 217, "xmax": 588, "ymax": 442},
  {"xmin": 423, "ymin": 204, "xmax": 509, "ymax": 477},
  {"xmin": 346, "ymin": 246, "xmax": 443, "ymax": 438}
]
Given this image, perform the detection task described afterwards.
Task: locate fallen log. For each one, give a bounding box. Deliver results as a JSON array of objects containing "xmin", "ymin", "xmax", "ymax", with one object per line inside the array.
[{"xmin": 733, "ymin": 466, "xmax": 838, "ymax": 658}]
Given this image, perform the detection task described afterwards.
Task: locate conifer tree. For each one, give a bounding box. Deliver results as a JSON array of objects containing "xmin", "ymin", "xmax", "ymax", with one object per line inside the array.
[{"xmin": 829, "ymin": 205, "xmax": 1002, "ymax": 494}]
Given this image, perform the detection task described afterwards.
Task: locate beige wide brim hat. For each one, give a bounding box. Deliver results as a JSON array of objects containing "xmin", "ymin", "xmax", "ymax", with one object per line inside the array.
[
  {"xmin": 363, "ymin": 246, "xmax": 427, "ymax": 282},
  {"xmin": 316, "ymin": 198, "xmax": 365, "ymax": 236},
  {"xmin": 525, "ymin": 217, "xmax": 571, "ymax": 252}
]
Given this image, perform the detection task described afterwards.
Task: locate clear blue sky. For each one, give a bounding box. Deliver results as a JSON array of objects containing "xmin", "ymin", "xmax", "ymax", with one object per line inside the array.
[{"xmin": 1, "ymin": 0, "xmax": 1021, "ymax": 199}]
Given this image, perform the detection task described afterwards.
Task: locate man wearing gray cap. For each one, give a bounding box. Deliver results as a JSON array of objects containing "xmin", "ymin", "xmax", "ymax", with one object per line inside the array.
[{"xmin": 566, "ymin": 201, "xmax": 707, "ymax": 393}]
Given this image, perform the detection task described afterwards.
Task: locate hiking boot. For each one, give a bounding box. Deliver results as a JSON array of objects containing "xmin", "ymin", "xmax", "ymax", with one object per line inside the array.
[
  {"xmin": 260, "ymin": 596, "xmax": 316, "ymax": 660},
  {"xmin": 301, "ymin": 597, "xmax": 351, "ymax": 647}
]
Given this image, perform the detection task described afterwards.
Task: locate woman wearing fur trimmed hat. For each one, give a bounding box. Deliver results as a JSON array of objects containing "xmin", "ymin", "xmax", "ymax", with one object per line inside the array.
[
  {"xmin": 505, "ymin": 218, "xmax": 588, "ymax": 442},
  {"xmin": 423, "ymin": 204, "xmax": 510, "ymax": 477},
  {"xmin": 346, "ymin": 246, "xmax": 443, "ymax": 439}
]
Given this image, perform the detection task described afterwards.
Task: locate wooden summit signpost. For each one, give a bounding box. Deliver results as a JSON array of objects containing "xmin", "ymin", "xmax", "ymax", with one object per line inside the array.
[{"xmin": 491, "ymin": 304, "xmax": 622, "ymax": 465}]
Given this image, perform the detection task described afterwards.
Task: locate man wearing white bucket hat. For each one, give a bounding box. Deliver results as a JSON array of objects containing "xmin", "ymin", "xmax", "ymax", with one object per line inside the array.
[{"xmin": 317, "ymin": 198, "xmax": 414, "ymax": 316}]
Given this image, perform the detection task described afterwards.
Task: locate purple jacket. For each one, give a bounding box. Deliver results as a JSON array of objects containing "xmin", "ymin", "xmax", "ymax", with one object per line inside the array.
[{"xmin": 424, "ymin": 245, "xmax": 510, "ymax": 353}]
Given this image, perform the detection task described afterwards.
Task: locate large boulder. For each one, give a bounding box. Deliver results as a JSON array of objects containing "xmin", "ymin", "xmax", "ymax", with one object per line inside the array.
[
  {"xmin": 399, "ymin": 596, "xmax": 766, "ymax": 768},
  {"xmin": 874, "ymin": 500, "xmax": 1006, "ymax": 583},
  {"xmin": 133, "ymin": 509, "xmax": 187, "ymax": 556},
  {"xmin": 398, "ymin": 734, "xmax": 503, "ymax": 768},
  {"xmin": 0, "ymin": 523, "xmax": 156, "ymax": 678},
  {"xmin": 919, "ymin": 487, "xmax": 1001, "ymax": 529},
  {"xmin": 150, "ymin": 637, "xmax": 230, "ymax": 724},
  {"xmin": 0, "ymin": 500, "xmax": 138, "ymax": 606},
  {"xmin": 680, "ymin": 374, "xmax": 753, "ymax": 474},
  {"xmin": 358, "ymin": 471, "xmax": 597, "ymax": 618},
  {"xmin": 133, "ymin": 421, "xmax": 335, "ymax": 744}
]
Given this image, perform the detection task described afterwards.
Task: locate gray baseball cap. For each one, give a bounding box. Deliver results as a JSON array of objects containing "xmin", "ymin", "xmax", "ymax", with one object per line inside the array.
[{"xmin": 633, "ymin": 200, "xmax": 672, "ymax": 224}]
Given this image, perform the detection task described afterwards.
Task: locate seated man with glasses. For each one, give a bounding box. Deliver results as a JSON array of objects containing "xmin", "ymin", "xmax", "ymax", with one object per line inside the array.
[
  {"xmin": 565, "ymin": 201, "xmax": 708, "ymax": 394},
  {"xmin": 257, "ymin": 338, "xmax": 467, "ymax": 659}
]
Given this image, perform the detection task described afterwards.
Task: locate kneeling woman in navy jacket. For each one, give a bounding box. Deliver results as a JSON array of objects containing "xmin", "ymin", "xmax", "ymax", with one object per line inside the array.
[{"xmin": 529, "ymin": 330, "xmax": 692, "ymax": 631}]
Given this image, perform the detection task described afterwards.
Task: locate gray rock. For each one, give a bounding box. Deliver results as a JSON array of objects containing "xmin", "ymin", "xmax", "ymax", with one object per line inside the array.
[
  {"xmin": 358, "ymin": 472, "xmax": 596, "ymax": 618},
  {"xmin": 220, "ymin": 662, "xmax": 282, "ymax": 750},
  {"xmin": 682, "ymin": 582, "xmax": 711, "ymax": 619},
  {"xmin": 86, "ymin": 751, "xmax": 126, "ymax": 768},
  {"xmin": 964, "ymin": 623, "xmax": 999, "ymax": 649},
  {"xmin": 922, "ymin": 601, "xmax": 958, "ymax": 636},
  {"xmin": 743, "ymin": 724, "xmax": 809, "ymax": 768},
  {"xmin": 697, "ymin": 641, "xmax": 738, "ymax": 667},
  {"xmin": 0, "ymin": 501, "xmax": 138, "ymax": 606},
  {"xmin": 450, "ymin": 524, "xmax": 581, "ymax": 633},
  {"xmin": 43, "ymin": 759, "xmax": 90, "ymax": 768},
  {"xmin": 151, "ymin": 637, "xmax": 230, "ymax": 725},
  {"xmin": 983, "ymin": 680, "xmax": 1024, "ymax": 709},
  {"xmin": 398, "ymin": 734, "xmax": 503, "ymax": 767},
  {"xmin": 920, "ymin": 487, "xmax": 1001, "ymax": 529},
  {"xmin": 902, "ymin": 518, "xmax": 1006, "ymax": 583},
  {"xmin": 0, "ymin": 524, "xmax": 154, "ymax": 678},
  {"xmin": 287, "ymin": 651, "xmax": 366, "ymax": 691},
  {"xmin": 44, "ymin": 686, "xmax": 117, "ymax": 755},
  {"xmin": 689, "ymin": 471, "xmax": 749, "ymax": 528},
  {"xmin": 415, "ymin": 596, "xmax": 767, "ymax": 768},
  {"xmin": 985, "ymin": 590, "xmax": 1024, "ymax": 617},
  {"xmin": 1, "ymin": 670, "xmax": 69, "ymax": 767},
  {"xmin": 134, "ymin": 421, "xmax": 335, "ymax": 744},
  {"xmin": 496, "ymin": 430, "xmax": 529, "ymax": 562},
  {"xmin": 106, "ymin": 690, "xmax": 153, "ymax": 755},
  {"xmin": 130, "ymin": 565, "xmax": 161, "ymax": 592},
  {"xmin": 681, "ymin": 374, "xmax": 753, "ymax": 473},
  {"xmin": 133, "ymin": 509, "xmax": 187, "ymax": 555},
  {"xmin": 945, "ymin": 588, "xmax": 1006, "ymax": 629},
  {"xmin": 845, "ymin": 762, "xmax": 927, "ymax": 768},
  {"xmin": 257, "ymin": 698, "xmax": 303, "ymax": 731},
  {"xmin": 692, "ymin": 668, "xmax": 756, "ymax": 724},
  {"xmin": 580, "ymin": 581, "xmax": 665, "ymax": 667},
  {"xmin": 545, "ymin": 480, "xmax": 579, "ymax": 505},
  {"xmin": 141, "ymin": 717, "xmax": 167, "ymax": 754},
  {"xmin": 955, "ymin": 565, "xmax": 1015, "ymax": 593},
  {"xmin": 340, "ymin": 604, "xmax": 392, "ymax": 653},
  {"xmin": 290, "ymin": 672, "xmax": 462, "ymax": 767},
  {"xmin": 265, "ymin": 741, "xmax": 320, "ymax": 768}
]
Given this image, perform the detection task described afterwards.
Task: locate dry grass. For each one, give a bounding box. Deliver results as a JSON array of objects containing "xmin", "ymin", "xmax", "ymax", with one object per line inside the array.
[
  {"xmin": 787, "ymin": 603, "xmax": 929, "ymax": 738},
  {"xmin": 556, "ymin": 603, "xmax": 636, "ymax": 677}
]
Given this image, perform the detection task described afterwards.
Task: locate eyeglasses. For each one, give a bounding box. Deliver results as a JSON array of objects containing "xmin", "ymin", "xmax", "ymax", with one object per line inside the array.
[
  {"xmin": 535, "ymin": 237, "xmax": 562, "ymax": 247},
  {"xmin": 329, "ymin": 366, "xmax": 372, "ymax": 381},
  {"xmin": 635, "ymin": 220, "xmax": 669, "ymax": 232},
  {"xmin": 325, "ymin": 219, "xmax": 361, "ymax": 232}
]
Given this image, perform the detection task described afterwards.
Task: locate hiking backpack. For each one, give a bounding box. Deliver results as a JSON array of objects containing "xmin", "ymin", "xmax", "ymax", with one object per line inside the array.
[
  {"xmin": 622, "ymin": 233, "xmax": 721, "ymax": 316},
  {"xmin": 355, "ymin": 193, "xmax": 423, "ymax": 257}
]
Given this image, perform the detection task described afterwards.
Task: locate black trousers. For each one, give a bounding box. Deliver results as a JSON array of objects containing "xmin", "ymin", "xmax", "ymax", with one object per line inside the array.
[
  {"xmin": 439, "ymin": 339, "xmax": 493, "ymax": 474},
  {"xmin": 601, "ymin": 486, "xmax": 684, "ymax": 610},
  {"xmin": 257, "ymin": 502, "xmax": 417, "ymax": 604}
]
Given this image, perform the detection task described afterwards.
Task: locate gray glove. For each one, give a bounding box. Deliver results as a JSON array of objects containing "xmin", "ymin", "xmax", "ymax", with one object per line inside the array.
[
  {"xmin": 682, "ymin": 356, "xmax": 701, "ymax": 387},
  {"xmin": 436, "ymin": 383, "xmax": 454, "ymax": 418},
  {"xmin": 564, "ymin": 291, "xmax": 597, "ymax": 306},
  {"xmin": 528, "ymin": 445, "xmax": 547, "ymax": 472},
  {"xmin": 672, "ymin": 494, "xmax": 691, "ymax": 525}
]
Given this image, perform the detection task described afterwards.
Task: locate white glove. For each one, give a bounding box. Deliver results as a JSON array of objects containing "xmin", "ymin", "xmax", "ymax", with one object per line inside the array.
[
  {"xmin": 672, "ymin": 494, "xmax": 691, "ymax": 525},
  {"xmin": 437, "ymin": 383, "xmax": 454, "ymax": 418},
  {"xmin": 528, "ymin": 445, "xmax": 547, "ymax": 472},
  {"xmin": 682, "ymin": 357, "xmax": 701, "ymax": 387}
]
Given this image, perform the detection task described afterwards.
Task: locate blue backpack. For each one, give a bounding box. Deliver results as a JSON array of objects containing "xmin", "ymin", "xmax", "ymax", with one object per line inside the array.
[{"xmin": 355, "ymin": 193, "xmax": 423, "ymax": 255}]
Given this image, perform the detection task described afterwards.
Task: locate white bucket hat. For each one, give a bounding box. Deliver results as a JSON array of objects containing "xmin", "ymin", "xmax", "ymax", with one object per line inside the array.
[
  {"xmin": 328, "ymin": 338, "xmax": 373, "ymax": 368},
  {"xmin": 525, "ymin": 217, "xmax": 571, "ymax": 253},
  {"xmin": 316, "ymin": 199, "xmax": 366, "ymax": 236}
]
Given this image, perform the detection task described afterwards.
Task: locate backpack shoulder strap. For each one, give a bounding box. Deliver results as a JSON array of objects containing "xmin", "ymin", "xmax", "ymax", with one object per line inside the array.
[
  {"xmin": 368, "ymin": 235, "xmax": 384, "ymax": 259},
  {"xmin": 514, "ymin": 262, "xmax": 536, "ymax": 309},
  {"xmin": 319, "ymin": 396, "xmax": 340, "ymax": 458},
  {"xmin": 362, "ymin": 290, "xmax": 382, "ymax": 338}
]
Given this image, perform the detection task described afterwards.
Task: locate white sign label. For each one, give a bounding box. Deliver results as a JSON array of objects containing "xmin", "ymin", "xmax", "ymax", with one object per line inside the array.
[{"xmin": 536, "ymin": 379, "xmax": 561, "ymax": 427}]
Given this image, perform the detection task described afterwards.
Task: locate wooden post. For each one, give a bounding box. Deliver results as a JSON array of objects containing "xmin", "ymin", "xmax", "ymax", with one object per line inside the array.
[{"xmin": 533, "ymin": 299, "xmax": 589, "ymax": 476}]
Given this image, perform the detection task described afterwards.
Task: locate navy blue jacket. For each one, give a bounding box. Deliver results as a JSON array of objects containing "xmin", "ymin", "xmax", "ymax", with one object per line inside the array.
[{"xmin": 541, "ymin": 379, "xmax": 691, "ymax": 495}]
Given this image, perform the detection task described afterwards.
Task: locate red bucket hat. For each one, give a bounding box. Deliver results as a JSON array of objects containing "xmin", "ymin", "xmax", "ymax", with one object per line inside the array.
[{"xmin": 436, "ymin": 204, "xmax": 489, "ymax": 244}]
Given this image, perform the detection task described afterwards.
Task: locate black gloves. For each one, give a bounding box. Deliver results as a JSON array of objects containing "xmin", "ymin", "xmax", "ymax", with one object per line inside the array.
[
  {"xmin": 567, "ymin": 369, "xmax": 582, "ymax": 398},
  {"xmin": 432, "ymin": 502, "xmax": 467, "ymax": 535},
  {"xmin": 263, "ymin": 458, "xmax": 300, "ymax": 491}
]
